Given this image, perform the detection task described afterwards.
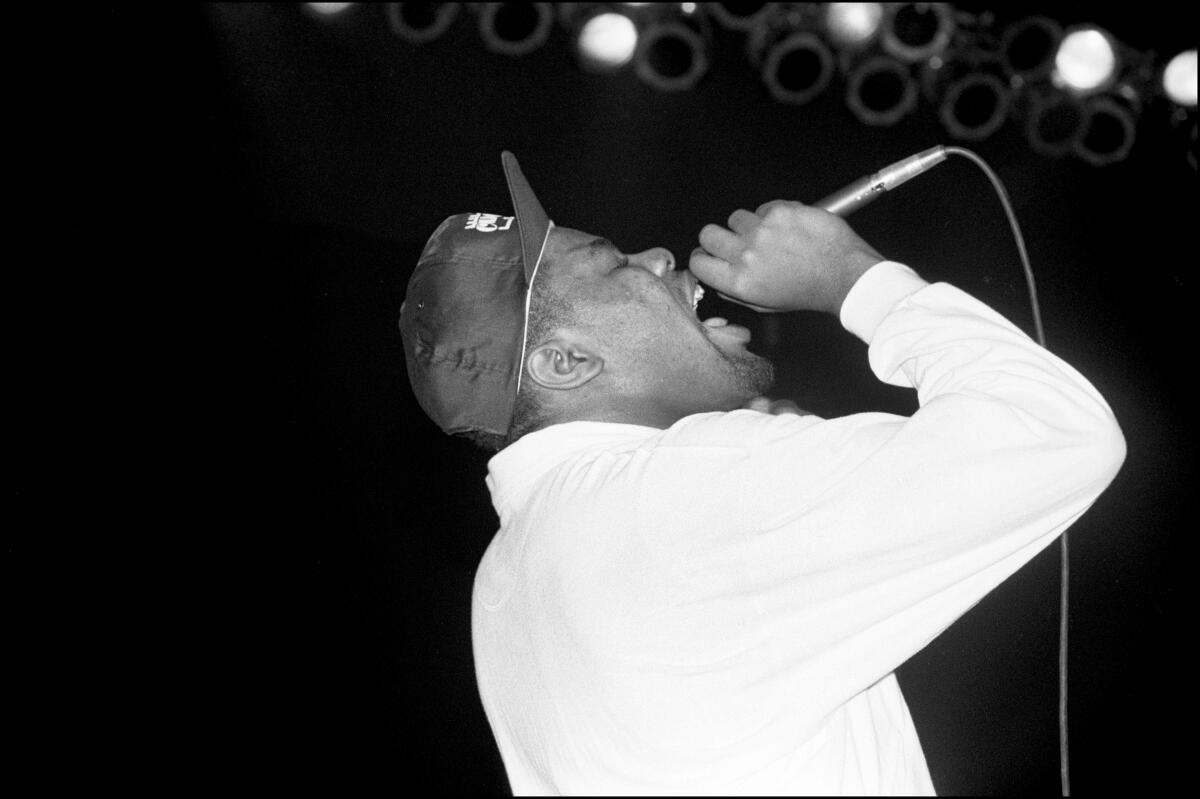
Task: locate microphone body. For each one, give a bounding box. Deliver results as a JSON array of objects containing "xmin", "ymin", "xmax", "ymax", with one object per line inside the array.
[{"xmin": 815, "ymin": 145, "xmax": 948, "ymax": 216}]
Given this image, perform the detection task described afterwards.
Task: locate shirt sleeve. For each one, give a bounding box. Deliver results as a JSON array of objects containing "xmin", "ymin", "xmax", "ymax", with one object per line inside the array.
[
  {"xmin": 838, "ymin": 260, "xmax": 929, "ymax": 344},
  {"xmin": 649, "ymin": 263, "xmax": 1127, "ymax": 723}
]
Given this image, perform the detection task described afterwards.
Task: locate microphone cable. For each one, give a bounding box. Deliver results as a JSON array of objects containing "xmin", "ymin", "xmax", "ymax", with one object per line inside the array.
[
  {"xmin": 820, "ymin": 145, "xmax": 1064, "ymax": 794},
  {"xmin": 936, "ymin": 147, "xmax": 1066, "ymax": 796},
  {"xmin": 942, "ymin": 147, "xmax": 1046, "ymax": 347}
]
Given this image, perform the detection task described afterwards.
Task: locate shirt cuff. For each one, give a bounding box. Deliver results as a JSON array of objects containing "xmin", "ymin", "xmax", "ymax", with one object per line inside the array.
[{"xmin": 838, "ymin": 261, "xmax": 928, "ymax": 344}]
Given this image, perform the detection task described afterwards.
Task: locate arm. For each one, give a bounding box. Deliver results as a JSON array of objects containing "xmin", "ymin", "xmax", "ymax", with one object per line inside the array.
[
  {"xmin": 689, "ymin": 200, "xmax": 1124, "ymax": 473},
  {"xmin": 684, "ymin": 202, "xmax": 1125, "ymax": 709}
]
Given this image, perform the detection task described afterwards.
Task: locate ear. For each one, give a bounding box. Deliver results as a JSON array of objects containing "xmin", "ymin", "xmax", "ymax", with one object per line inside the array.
[{"xmin": 525, "ymin": 339, "xmax": 604, "ymax": 391}]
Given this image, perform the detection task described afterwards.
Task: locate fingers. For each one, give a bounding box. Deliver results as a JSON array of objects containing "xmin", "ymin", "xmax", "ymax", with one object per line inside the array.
[
  {"xmin": 694, "ymin": 212, "xmax": 757, "ymax": 286},
  {"xmin": 727, "ymin": 208, "xmax": 759, "ymax": 234},
  {"xmin": 742, "ymin": 397, "xmax": 810, "ymax": 416},
  {"xmin": 767, "ymin": 399, "xmax": 806, "ymax": 415},
  {"xmin": 697, "ymin": 223, "xmax": 743, "ymax": 263},
  {"xmin": 691, "ymin": 248, "xmax": 781, "ymax": 312},
  {"xmin": 688, "ymin": 247, "xmax": 738, "ymax": 290},
  {"xmin": 742, "ymin": 396, "xmax": 772, "ymax": 412}
]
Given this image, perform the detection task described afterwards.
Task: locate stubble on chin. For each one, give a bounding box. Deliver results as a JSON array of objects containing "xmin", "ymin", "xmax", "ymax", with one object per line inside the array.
[{"xmin": 727, "ymin": 349, "xmax": 776, "ymax": 400}]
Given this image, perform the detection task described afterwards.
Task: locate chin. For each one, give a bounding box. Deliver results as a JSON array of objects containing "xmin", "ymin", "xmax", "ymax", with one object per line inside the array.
[{"xmin": 723, "ymin": 348, "xmax": 776, "ymax": 399}]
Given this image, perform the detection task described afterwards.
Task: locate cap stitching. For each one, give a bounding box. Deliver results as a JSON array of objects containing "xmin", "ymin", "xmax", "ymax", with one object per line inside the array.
[{"xmin": 412, "ymin": 340, "xmax": 515, "ymax": 376}]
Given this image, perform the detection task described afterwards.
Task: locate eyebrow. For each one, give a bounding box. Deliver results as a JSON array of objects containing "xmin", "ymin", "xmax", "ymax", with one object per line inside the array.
[{"xmin": 570, "ymin": 237, "xmax": 615, "ymax": 254}]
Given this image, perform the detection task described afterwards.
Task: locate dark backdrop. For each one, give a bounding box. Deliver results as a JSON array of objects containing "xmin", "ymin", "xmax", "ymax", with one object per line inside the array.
[{"xmin": 166, "ymin": 3, "xmax": 1193, "ymax": 793}]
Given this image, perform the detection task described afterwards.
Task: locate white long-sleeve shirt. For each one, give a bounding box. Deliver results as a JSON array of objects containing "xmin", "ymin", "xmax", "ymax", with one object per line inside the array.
[{"xmin": 472, "ymin": 262, "xmax": 1126, "ymax": 795}]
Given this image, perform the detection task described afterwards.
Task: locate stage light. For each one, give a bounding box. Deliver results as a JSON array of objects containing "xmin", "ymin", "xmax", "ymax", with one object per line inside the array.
[
  {"xmin": 824, "ymin": 3, "xmax": 883, "ymax": 49},
  {"xmin": 1163, "ymin": 49, "xmax": 1197, "ymax": 107},
  {"xmin": 760, "ymin": 32, "xmax": 835, "ymax": 105},
  {"xmin": 846, "ymin": 56, "xmax": 918, "ymax": 126},
  {"xmin": 635, "ymin": 20, "xmax": 709, "ymax": 91},
  {"xmin": 386, "ymin": 3, "xmax": 460, "ymax": 44},
  {"xmin": 577, "ymin": 11, "xmax": 639, "ymax": 71},
  {"xmin": 999, "ymin": 16, "xmax": 1063, "ymax": 82},
  {"xmin": 1023, "ymin": 90, "xmax": 1087, "ymax": 156},
  {"xmin": 305, "ymin": 2, "xmax": 354, "ymax": 15},
  {"xmin": 939, "ymin": 72, "xmax": 1010, "ymax": 141},
  {"xmin": 880, "ymin": 3, "xmax": 955, "ymax": 64},
  {"xmin": 1074, "ymin": 96, "xmax": 1138, "ymax": 166},
  {"xmin": 477, "ymin": 2, "xmax": 554, "ymax": 56},
  {"xmin": 1053, "ymin": 26, "xmax": 1118, "ymax": 94},
  {"xmin": 706, "ymin": 2, "xmax": 775, "ymax": 32}
]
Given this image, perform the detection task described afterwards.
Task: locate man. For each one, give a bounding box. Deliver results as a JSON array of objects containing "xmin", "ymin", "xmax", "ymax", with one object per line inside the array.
[{"xmin": 399, "ymin": 152, "xmax": 1125, "ymax": 794}]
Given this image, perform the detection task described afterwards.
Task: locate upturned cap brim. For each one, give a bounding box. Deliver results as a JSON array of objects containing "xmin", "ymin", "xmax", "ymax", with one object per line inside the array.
[{"xmin": 502, "ymin": 150, "xmax": 552, "ymax": 284}]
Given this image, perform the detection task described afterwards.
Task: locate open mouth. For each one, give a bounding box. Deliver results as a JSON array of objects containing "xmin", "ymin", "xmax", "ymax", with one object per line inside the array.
[{"xmin": 684, "ymin": 274, "xmax": 736, "ymax": 333}]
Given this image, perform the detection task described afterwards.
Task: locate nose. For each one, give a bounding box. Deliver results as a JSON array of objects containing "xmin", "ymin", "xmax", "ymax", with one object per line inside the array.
[{"xmin": 629, "ymin": 247, "xmax": 675, "ymax": 278}]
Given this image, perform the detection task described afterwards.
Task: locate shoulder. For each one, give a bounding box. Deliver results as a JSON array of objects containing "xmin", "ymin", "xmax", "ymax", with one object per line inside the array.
[{"xmin": 656, "ymin": 409, "xmax": 823, "ymax": 450}]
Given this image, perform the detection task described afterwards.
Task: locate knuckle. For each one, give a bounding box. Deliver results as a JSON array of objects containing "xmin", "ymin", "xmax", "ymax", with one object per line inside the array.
[
  {"xmin": 758, "ymin": 199, "xmax": 793, "ymax": 217},
  {"xmin": 763, "ymin": 202, "xmax": 791, "ymax": 221}
]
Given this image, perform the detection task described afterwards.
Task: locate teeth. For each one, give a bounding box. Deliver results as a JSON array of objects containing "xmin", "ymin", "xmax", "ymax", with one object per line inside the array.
[{"xmin": 692, "ymin": 283, "xmax": 704, "ymax": 311}]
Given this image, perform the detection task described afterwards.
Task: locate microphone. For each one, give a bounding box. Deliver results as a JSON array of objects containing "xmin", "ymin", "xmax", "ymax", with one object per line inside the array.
[{"xmin": 815, "ymin": 145, "xmax": 948, "ymax": 216}]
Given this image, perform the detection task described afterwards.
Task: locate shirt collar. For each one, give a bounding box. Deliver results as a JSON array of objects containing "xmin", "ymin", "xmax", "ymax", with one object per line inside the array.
[{"xmin": 486, "ymin": 420, "xmax": 661, "ymax": 513}]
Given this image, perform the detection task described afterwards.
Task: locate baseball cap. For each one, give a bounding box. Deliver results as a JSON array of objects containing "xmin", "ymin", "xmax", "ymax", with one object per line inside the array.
[{"xmin": 398, "ymin": 151, "xmax": 554, "ymax": 438}]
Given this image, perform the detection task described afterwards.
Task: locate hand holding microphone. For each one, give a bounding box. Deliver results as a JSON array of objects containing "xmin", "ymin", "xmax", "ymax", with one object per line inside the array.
[
  {"xmin": 688, "ymin": 146, "xmax": 947, "ymax": 315},
  {"xmin": 689, "ymin": 200, "xmax": 886, "ymax": 315}
]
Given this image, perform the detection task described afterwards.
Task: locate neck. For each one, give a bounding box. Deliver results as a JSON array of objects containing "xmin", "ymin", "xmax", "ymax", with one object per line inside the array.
[{"xmin": 541, "ymin": 392, "xmax": 731, "ymax": 432}]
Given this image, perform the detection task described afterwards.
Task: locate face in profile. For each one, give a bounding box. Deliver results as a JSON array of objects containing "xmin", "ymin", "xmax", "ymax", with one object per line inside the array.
[{"xmin": 526, "ymin": 226, "xmax": 774, "ymax": 422}]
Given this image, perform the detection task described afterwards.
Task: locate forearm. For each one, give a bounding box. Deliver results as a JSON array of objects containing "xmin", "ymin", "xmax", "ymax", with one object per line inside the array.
[{"xmin": 843, "ymin": 261, "xmax": 1125, "ymax": 496}]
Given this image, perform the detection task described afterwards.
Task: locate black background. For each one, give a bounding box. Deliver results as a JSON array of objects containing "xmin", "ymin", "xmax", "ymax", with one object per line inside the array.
[{"xmin": 114, "ymin": 3, "xmax": 1197, "ymax": 793}]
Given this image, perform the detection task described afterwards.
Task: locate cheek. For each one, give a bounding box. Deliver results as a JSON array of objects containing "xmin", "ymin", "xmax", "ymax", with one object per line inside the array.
[
  {"xmin": 625, "ymin": 302, "xmax": 699, "ymax": 347},
  {"xmin": 592, "ymin": 290, "xmax": 674, "ymax": 329},
  {"xmin": 583, "ymin": 284, "xmax": 706, "ymax": 354},
  {"xmin": 623, "ymin": 320, "xmax": 719, "ymax": 373}
]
